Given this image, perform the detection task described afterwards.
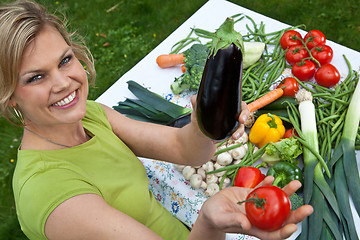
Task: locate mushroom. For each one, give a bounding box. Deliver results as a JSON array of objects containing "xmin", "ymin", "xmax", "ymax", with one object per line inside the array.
[
  {"xmin": 196, "ymin": 168, "xmax": 206, "ymax": 180},
  {"xmin": 231, "ymin": 144, "xmax": 248, "ymax": 160},
  {"xmin": 239, "ymin": 132, "xmax": 248, "ymax": 143},
  {"xmin": 206, "ymin": 174, "xmax": 218, "ymax": 184},
  {"xmin": 222, "ymin": 177, "xmax": 231, "ymax": 188},
  {"xmin": 216, "ymin": 151, "xmax": 233, "ymax": 166},
  {"xmin": 182, "ymin": 166, "xmax": 196, "ymax": 180},
  {"xmin": 233, "ymin": 159, "xmax": 242, "ymax": 165},
  {"xmin": 213, "ymin": 162, "xmax": 226, "ymax": 177},
  {"xmin": 201, "ymin": 161, "xmax": 214, "ymax": 172},
  {"xmin": 190, "ymin": 174, "xmax": 207, "ymax": 189},
  {"xmin": 205, "ymin": 183, "xmax": 220, "ymax": 197},
  {"xmin": 173, "ymin": 164, "xmax": 186, "ymax": 172},
  {"xmin": 200, "ymin": 181, "xmax": 208, "ymax": 190}
]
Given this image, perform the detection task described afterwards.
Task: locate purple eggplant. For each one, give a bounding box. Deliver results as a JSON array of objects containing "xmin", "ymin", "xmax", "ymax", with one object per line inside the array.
[{"xmin": 195, "ymin": 18, "xmax": 244, "ymax": 141}]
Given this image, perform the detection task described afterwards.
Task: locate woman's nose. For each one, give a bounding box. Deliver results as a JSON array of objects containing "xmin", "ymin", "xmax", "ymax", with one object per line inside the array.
[{"xmin": 51, "ymin": 71, "xmax": 71, "ymax": 92}]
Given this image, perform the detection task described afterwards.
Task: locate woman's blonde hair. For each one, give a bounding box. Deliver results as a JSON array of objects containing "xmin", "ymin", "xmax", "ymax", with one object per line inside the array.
[{"xmin": 0, "ymin": 0, "xmax": 96, "ymax": 123}]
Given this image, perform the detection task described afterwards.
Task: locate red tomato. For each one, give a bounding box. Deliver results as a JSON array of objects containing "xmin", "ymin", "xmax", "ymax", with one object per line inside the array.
[
  {"xmin": 284, "ymin": 128, "xmax": 299, "ymax": 139},
  {"xmin": 304, "ymin": 30, "xmax": 326, "ymax": 50},
  {"xmin": 285, "ymin": 45, "xmax": 309, "ymax": 66},
  {"xmin": 234, "ymin": 167, "xmax": 265, "ymax": 188},
  {"xmin": 315, "ymin": 63, "xmax": 340, "ymax": 88},
  {"xmin": 244, "ymin": 185, "xmax": 291, "ymax": 231},
  {"xmin": 311, "ymin": 45, "xmax": 333, "ymax": 66},
  {"xmin": 292, "ymin": 60, "xmax": 316, "ymax": 81},
  {"xmin": 277, "ymin": 77, "xmax": 299, "ymax": 97},
  {"xmin": 280, "ymin": 30, "xmax": 303, "ymax": 50}
]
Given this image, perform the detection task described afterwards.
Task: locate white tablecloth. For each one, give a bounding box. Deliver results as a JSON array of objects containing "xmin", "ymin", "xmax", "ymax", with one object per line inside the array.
[{"xmin": 96, "ymin": 0, "xmax": 360, "ymax": 239}]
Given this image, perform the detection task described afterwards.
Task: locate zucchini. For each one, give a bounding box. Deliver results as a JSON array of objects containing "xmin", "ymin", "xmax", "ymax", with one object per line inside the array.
[{"xmin": 261, "ymin": 96, "xmax": 298, "ymax": 110}]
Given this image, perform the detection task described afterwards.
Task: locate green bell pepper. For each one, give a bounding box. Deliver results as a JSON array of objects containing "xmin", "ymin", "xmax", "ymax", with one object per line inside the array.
[{"xmin": 266, "ymin": 161, "xmax": 303, "ymax": 188}]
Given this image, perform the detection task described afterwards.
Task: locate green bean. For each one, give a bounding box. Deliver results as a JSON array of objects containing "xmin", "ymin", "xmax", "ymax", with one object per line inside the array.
[
  {"xmin": 330, "ymin": 122, "xmax": 344, "ymax": 144},
  {"xmin": 295, "ymin": 78, "xmax": 318, "ymax": 94},
  {"xmin": 241, "ymin": 143, "xmax": 268, "ymax": 167},
  {"xmin": 219, "ymin": 170, "xmax": 231, "ymax": 190},
  {"xmin": 333, "ymin": 131, "xmax": 342, "ymax": 150},
  {"xmin": 252, "ymin": 62, "xmax": 280, "ymax": 99},
  {"xmin": 326, "ymin": 125, "xmax": 332, "ymax": 161},
  {"xmin": 264, "ymin": 31, "xmax": 283, "ymax": 44},
  {"xmin": 331, "ymin": 111, "xmax": 346, "ymax": 132},
  {"xmin": 245, "ymin": 15, "xmax": 258, "ymax": 32},
  {"xmin": 242, "ymin": 61, "xmax": 262, "ymax": 83},
  {"xmin": 266, "ymin": 56, "xmax": 285, "ymax": 83},
  {"xmin": 216, "ymin": 138, "xmax": 228, "ymax": 148},
  {"xmin": 318, "ymin": 115, "xmax": 340, "ymax": 125},
  {"xmin": 232, "ymin": 15, "xmax": 245, "ymax": 24},
  {"xmin": 214, "ymin": 142, "xmax": 243, "ymax": 156},
  {"xmin": 231, "ymin": 166, "xmax": 241, "ymax": 186},
  {"xmin": 316, "ymin": 109, "xmax": 328, "ymax": 158},
  {"xmin": 286, "ymin": 105, "xmax": 305, "ymax": 140},
  {"xmin": 242, "ymin": 87, "xmax": 252, "ymax": 92},
  {"xmin": 294, "ymin": 135, "xmax": 330, "ymax": 177},
  {"xmin": 248, "ymin": 73, "xmax": 261, "ymax": 87},
  {"xmin": 313, "ymin": 92, "xmax": 332, "ymax": 98},
  {"xmin": 170, "ymin": 28, "xmax": 198, "ymax": 53},
  {"xmin": 193, "ymin": 28, "xmax": 215, "ymax": 39}
]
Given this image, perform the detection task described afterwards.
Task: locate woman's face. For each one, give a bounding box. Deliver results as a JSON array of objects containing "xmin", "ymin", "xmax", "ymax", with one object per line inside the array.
[{"xmin": 10, "ymin": 24, "xmax": 89, "ymax": 128}]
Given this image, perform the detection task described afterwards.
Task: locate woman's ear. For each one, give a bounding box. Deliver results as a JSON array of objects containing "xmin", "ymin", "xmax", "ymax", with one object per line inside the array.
[{"xmin": 7, "ymin": 97, "xmax": 16, "ymax": 108}]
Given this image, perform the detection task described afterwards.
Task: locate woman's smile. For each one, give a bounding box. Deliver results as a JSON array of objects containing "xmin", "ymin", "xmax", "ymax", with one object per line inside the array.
[{"xmin": 52, "ymin": 89, "xmax": 79, "ymax": 109}]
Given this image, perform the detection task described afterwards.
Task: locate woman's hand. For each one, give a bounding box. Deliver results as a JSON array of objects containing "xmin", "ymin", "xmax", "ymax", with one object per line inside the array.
[
  {"xmin": 190, "ymin": 176, "xmax": 313, "ymax": 240},
  {"xmin": 189, "ymin": 95, "xmax": 250, "ymax": 141},
  {"xmin": 231, "ymin": 101, "xmax": 250, "ymax": 140}
]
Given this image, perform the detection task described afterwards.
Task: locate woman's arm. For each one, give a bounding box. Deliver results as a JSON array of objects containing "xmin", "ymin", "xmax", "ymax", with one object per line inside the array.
[
  {"xmin": 101, "ymin": 96, "xmax": 250, "ymax": 166},
  {"xmin": 44, "ymin": 194, "xmax": 163, "ymax": 240},
  {"xmin": 44, "ymin": 179, "xmax": 313, "ymax": 240}
]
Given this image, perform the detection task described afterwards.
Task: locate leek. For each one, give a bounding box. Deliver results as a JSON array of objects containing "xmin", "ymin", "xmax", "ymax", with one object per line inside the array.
[
  {"xmin": 295, "ymin": 89, "xmax": 341, "ymax": 240},
  {"xmin": 326, "ymin": 72, "xmax": 360, "ymax": 240},
  {"xmin": 113, "ymin": 80, "xmax": 192, "ymax": 125}
]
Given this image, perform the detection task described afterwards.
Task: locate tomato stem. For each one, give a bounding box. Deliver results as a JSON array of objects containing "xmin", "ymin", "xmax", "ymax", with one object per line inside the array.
[
  {"xmin": 294, "ymin": 34, "xmax": 321, "ymax": 68},
  {"xmin": 237, "ymin": 192, "xmax": 267, "ymax": 212}
]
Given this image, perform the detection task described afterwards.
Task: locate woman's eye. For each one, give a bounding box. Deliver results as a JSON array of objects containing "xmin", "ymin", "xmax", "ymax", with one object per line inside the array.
[
  {"xmin": 59, "ymin": 55, "xmax": 72, "ymax": 67},
  {"xmin": 26, "ymin": 75, "xmax": 42, "ymax": 84}
]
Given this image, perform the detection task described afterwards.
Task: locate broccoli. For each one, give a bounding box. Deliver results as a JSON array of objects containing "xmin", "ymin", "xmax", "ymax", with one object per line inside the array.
[
  {"xmin": 289, "ymin": 192, "xmax": 304, "ymax": 211},
  {"xmin": 170, "ymin": 44, "xmax": 209, "ymax": 95}
]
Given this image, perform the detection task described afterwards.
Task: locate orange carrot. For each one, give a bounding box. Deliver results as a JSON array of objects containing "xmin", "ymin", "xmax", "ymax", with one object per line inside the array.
[
  {"xmin": 181, "ymin": 64, "xmax": 186, "ymax": 73},
  {"xmin": 247, "ymin": 88, "xmax": 284, "ymax": 112},
  {"xmin": 156, "ymin": 53, "xmax": 185, "ymax": 68}
]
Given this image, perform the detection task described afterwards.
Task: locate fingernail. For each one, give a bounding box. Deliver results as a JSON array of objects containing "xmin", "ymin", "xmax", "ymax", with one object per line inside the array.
[{"xmin": 233, "ymin": 132, "xmax": 240, "ymax": 140}]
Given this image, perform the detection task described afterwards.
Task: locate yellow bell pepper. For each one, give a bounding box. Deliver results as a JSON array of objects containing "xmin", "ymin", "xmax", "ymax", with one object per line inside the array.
[{"xmin": 249, "ymin": 113, "xmax": 285, "ymax": 148}]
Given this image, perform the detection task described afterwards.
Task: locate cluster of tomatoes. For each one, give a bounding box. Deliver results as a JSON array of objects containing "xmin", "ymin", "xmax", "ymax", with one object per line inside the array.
[{"xmin": 280, "ymin": 29, "xmax": 341, "ymax": 88}]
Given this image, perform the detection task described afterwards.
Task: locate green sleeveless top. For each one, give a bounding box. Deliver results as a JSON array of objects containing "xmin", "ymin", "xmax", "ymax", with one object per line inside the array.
[{"xmin": 12, "ymin": 100, "xmax": 190, "ymax": 239}]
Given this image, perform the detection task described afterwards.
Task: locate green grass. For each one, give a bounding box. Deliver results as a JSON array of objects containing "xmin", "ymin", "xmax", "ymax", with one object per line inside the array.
[
  {"xmin": 0, "ymin": 0, "xmax": 359, "ymax": 238},
  {"xmin": 235, "ymin": 0, "xmax": 360, "ymax": 52}
]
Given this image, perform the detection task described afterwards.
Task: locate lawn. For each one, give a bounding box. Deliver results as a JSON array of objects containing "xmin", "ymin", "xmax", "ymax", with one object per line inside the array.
[{"xmin": 0, "ymin": 0, "xmax": 359, "ymax": 238}]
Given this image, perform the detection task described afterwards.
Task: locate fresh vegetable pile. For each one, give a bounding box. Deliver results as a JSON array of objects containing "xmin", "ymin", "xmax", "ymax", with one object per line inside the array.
[
  {"xmin": 155, "ymin": 15, "xmax": 360, "ymax": 238},
  {"xmin": 115, "ymin": 13, "xmax": 360, "ymax": 238}
]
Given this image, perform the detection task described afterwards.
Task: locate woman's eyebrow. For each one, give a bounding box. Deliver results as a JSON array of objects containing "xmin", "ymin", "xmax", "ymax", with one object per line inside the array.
[{"xmin": 19, "ymin": 46, "xmax": 72, "ymax": 77}]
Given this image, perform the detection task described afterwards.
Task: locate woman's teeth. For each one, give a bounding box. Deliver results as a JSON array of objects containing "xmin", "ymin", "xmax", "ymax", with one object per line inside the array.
[{"xmin": 53, "ymin": 91, "xmax": 76, "ymax": 107}]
